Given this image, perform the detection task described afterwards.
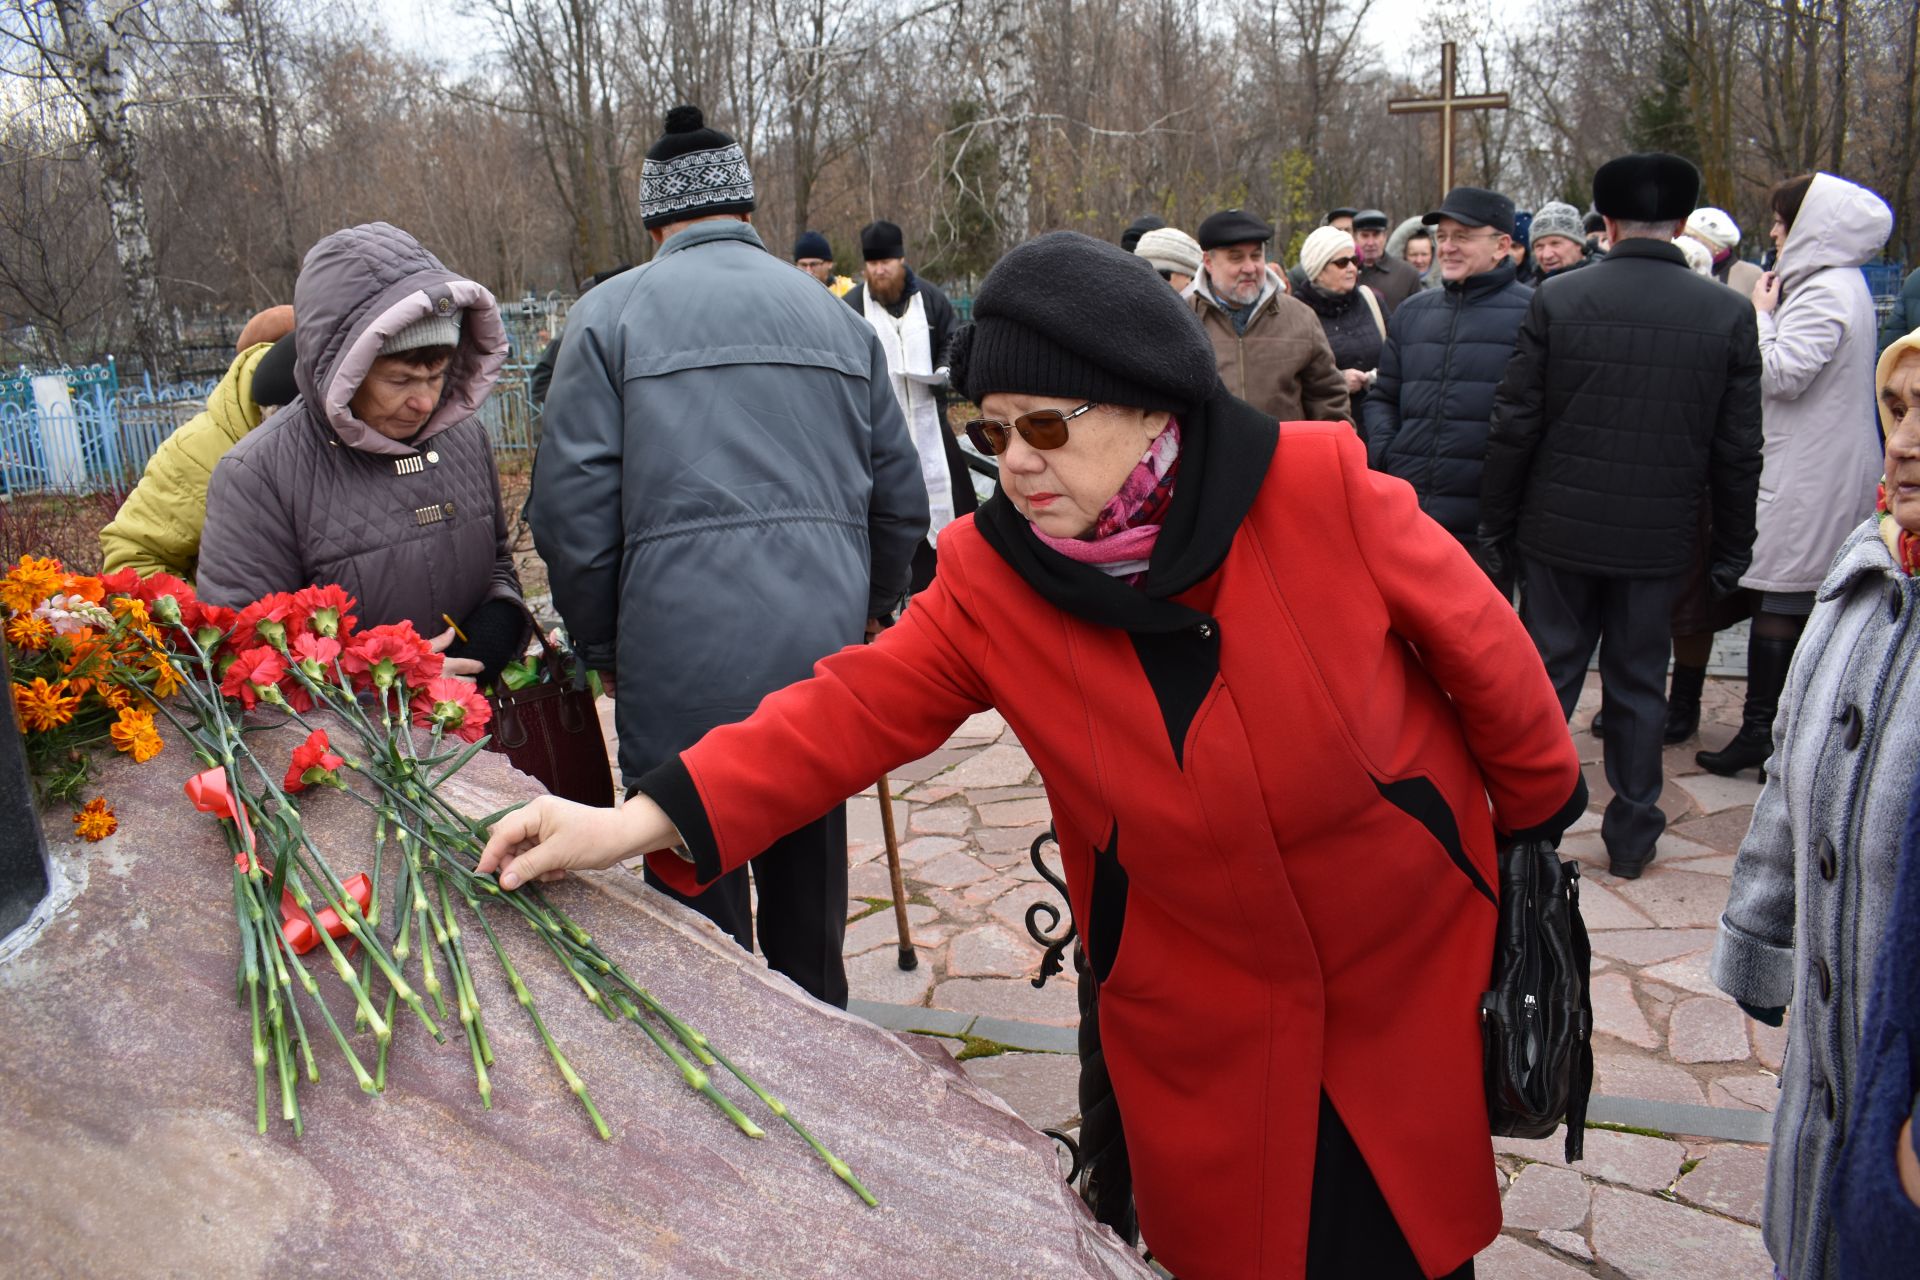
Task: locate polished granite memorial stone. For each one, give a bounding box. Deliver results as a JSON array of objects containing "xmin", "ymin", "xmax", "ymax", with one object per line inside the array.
[{"xmin": 0, "ymin": 713, "xmax": 1146, "ymax": 1279}]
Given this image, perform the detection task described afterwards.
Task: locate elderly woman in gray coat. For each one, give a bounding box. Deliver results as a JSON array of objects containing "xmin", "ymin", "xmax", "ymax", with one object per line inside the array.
[
  {"xmin": 197, "ymin": 222, "xmax": 527, "ymax": 683},
  {"xmin": 1711, "ymin": 327, "xmax": 1920, "ymax": 1279}
]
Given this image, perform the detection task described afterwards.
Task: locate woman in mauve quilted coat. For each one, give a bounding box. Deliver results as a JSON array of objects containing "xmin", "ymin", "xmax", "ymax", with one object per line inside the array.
[
  {"xmin": 196, "ymin": 222, "xmax": 527, "ymax": 683},
  {"xmin": 481, "ymin": 231, "xmax": 1585, "ymax": 1280}
]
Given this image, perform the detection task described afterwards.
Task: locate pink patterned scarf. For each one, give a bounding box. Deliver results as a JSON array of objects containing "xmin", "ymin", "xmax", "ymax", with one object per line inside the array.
[{"xmin": 1030, "ymin": 418, "xmax": 1181, "ymax": 585}]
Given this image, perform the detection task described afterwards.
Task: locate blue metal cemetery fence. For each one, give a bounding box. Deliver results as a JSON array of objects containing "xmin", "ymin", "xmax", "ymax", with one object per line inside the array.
[{"xmin": 1, "ymin": 362, "xmax": 230, "ymax": 496}]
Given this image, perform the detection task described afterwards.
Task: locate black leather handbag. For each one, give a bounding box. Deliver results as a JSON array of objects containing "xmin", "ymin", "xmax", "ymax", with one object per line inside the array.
[
  {"xmin": 1481, "ymin": 838, "xmax": 1593, "ymax": 1162},
  {"xmin": 485, "ymin": 622, "xmax": 615, "ymax": 809}
]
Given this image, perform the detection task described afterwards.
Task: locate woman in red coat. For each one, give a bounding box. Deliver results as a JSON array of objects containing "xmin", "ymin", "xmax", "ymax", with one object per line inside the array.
[{"xmin": 482, "ymin": 231, "xmax": 1585, "ymax": 1279}]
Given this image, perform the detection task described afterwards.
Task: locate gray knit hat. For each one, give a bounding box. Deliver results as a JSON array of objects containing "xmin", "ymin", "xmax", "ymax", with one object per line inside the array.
[
  {"xmin": 381, "ymin": 311, "xmax": 462, "ymax": 356},
  {"xmin": 1529, "ymin": 201, "xmax": 1586, "ymax": 248}
]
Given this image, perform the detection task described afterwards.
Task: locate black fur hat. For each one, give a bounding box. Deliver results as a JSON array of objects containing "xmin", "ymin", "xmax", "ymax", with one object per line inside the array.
[{"xmin": 1592, "ymin": 153, "xmax": 1701, "ymax": 222}]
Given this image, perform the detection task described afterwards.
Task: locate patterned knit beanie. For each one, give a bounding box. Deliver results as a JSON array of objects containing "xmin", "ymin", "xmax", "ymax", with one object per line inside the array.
[{"xmin": 640, "ymin": 105, "xmax": 756, "ymax": 229}]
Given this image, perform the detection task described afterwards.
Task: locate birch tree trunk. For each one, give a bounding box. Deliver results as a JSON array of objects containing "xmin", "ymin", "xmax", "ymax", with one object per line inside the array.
[
  {"xmin": 978, "ymin": 0, "xmax": 1030, "ymax": 252},
  {"xmin": 49, "ymin": 0, "xmax": 175, "ymax": 376}
]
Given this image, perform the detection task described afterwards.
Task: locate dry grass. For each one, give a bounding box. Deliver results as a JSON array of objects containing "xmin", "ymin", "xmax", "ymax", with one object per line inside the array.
[{"xmin": 0, "ymin": 489, "xmax": 128, "ymax": 574}]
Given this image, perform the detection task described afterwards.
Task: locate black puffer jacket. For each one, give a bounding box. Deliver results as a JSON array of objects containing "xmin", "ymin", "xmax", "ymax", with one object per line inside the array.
[
  {"xmin": 1361, "ymin": 262, "xmax": 1532, "ymax": 543},
  {"xmin": 1480, "ymin": 238, "xmax": 1762, "ymax": 578}
]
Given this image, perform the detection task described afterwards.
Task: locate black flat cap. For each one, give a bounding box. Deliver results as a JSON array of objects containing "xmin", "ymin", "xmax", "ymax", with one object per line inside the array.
[
  {"xmin": 1326, "ymin": 207, "xmax": 1359, "ymax": 223},
  {"xmin": 1423, "ymin": 186, "xmax": 1517, "ymax": 237},
  {"xmin": 1352, "ymin": 209, "xmax": 1390, "ymax": 230},
  {"xmin": 949, "ymin": 231, "xmax": 1218, "ymax": 414},
  {"xmin": 1196, "ymin": 209, "xmax": 1274, "ymax": 250},
  {"xmin": 1592, "ymin": 152, "xmax": 1702, "ymax": 222}
]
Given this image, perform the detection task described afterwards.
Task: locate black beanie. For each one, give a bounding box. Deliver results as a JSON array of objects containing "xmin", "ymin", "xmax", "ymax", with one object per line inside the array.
[
  {"xmin": 861, "ymin": 220, "xmax": 905, "ymax": 261},
  {"xmin": 793, "ymin": 230, "xmax": 832, "ymax": 261},
  {"xmin": 249, "ymin": 332, "xmax": 299, "ymax": 408},
  {"xmin": 950, "ymin": 231, "xmax": 1219, "ymax": 414},
  {"xmin": 1120, "ymin": 214, "xmax": 1166, "ymax": 253},
  {"xmin": 639, "ymin": 105, "xmax": 755, "ymax": 229}
]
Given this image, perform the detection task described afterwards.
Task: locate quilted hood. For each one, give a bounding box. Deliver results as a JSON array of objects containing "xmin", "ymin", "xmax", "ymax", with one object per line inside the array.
[{"xmin": 291, "ymin": 222, "xmax": 508, "ymax": 457}]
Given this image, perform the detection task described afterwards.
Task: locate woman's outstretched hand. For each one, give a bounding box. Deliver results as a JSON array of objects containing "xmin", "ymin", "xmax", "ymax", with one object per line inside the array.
[{"xmin": 478, "ymin": 793, "xmax": 679, "ymax": 889}]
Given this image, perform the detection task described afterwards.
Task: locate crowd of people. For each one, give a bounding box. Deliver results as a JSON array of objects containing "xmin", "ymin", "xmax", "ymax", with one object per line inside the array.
[{"xmin": 89, "ymin": 96, "xmax": 1920, "ymax": 1279}]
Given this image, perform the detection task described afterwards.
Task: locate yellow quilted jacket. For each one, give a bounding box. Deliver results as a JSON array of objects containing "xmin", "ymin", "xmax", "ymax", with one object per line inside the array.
[{"xmin": 99, "ymin": 342, "xmax": 275, "ymax": 579}]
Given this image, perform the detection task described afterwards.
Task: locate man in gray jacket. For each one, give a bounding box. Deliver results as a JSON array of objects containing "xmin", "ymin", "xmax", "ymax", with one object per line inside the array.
[{"xmin": 529, "ymin": 106, "xmax": 929, "ymax": 1008}]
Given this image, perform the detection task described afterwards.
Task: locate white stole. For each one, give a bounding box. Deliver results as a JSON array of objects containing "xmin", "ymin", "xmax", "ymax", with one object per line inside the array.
[{"xmin": 863, "ymin": 286, "xmax": 954, "ymax": 540}]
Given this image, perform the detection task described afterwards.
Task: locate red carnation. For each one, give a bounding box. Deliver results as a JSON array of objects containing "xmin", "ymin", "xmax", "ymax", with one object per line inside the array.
[
  {"xmin": 231, "ymin": 594, "xmax": 302, "ymax": 654},
  {"xmin": 183, "ymin": 601, "xmax": 238, "ymax": 653},
  {"xmin": 221, "ymin": 646, "xmax": 287, "ymax": 709},
  {"xmin": 410, "ymin": 676, "xmax": 492, "ymax": 743},
  {"xmin": 291, "ymin": 584, "xmax": 358, "ymax": 640},
  {"xmin": 342, "ymin": 621, "xmax": 442, "ymax": 691},
  {"xmin": 283, "ymin": 729, "xmax": 346, "ymax": 792}
]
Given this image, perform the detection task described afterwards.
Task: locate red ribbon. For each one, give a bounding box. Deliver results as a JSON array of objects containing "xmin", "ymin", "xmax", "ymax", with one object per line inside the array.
[{"xmin": 188, "ymin": 767, "xmax": 371, "ymax": 955}]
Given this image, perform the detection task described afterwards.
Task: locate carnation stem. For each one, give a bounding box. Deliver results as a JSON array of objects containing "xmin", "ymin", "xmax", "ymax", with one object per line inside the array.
[{"xmin": 465, "ymin": 893, "xmax": 608, "ymax": 1140}]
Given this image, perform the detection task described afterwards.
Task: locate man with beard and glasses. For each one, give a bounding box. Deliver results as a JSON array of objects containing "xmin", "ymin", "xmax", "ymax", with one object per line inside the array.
[
  {"xmin": 845, "ymin": 218, "xmax": 976, "ymax": 590},
  {"xmin": 1186, "ymin": 208, "xmax": 1349, "ymax": 424}
]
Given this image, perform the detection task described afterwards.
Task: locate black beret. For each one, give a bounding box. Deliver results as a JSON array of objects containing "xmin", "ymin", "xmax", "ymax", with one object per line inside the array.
[
  {"xmin": 1120, "ymin": 214, "xmax": 1166, "ymax": 253},
  {"xmin": 1592, "ymin": 152, "xmax": 1702, "ymax": 222},
  {"xmin": 1196, "ymin": 209, "xmax": 1274, "ymax": 250},
  {"xmin": 1352, "ymin": 208, "xmax": 1389, "ymax": 230},
  {"xmin": 861, "ymin": 220, "xmax": 905, "ymax": 261},
  {"xmin": 1423, "ymin": 186, "xmax": 1517, "ymax": 237},
  {"xmin": 949, "ymin": 231, "xmax": 1219, "ymax": 414}
]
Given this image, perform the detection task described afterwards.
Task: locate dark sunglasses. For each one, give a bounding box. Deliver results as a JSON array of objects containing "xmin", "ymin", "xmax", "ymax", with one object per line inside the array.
[
  {"xmin": 1327, "ymin": 256, "xmax": 1356, "ymax": 268},
  {"xmin": 964, "ymin": 401, "xmax": 1100, "ymax": 455}
]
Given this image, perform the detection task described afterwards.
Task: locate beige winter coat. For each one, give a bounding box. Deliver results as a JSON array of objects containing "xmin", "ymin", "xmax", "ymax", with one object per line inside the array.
[{"xmin": 1185, "ymin": 275, "xmax": 1351, "ymax": 424}]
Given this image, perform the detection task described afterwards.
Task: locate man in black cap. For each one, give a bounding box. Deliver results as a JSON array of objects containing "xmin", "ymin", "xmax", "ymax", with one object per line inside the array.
[
  {"xmin": 845, "ymin": 218, "xmax": 974, "ymax": 589},
  {"xmin": 1186, "ymin": 208, "xmax": 1349, "ymax": 423},
  {"xmin": 792, "ymin": 230, "xmax": 852, "ymax": 296},
  {"xmin": 1326, "ymin": 206, "xmax": 1358, "ymax": 234},
  {"xmin": 1480, "ymin": 152, "xmax": 1762, "ymax": 878},
  {"xmin": 1363, "ymin": 185, "xmax": 1533, "ymax": 586},
  {"xmin": 531, "ymin": 106, "xmax": 930, "ymax": 1002},
  {"xmin": 1352, "ymin": 208, "xmax": 1422, "ymax": 314}
]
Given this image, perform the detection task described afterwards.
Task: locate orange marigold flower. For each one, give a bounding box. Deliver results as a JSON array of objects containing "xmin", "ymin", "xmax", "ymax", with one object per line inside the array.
[
  {"xmin": 13, "ymin": 677, "xmax": 82, "ymax": 731},
  {"xmin": 60, "ymin": 575, "xmax": 105, "ymax": 605},
  {"xmin": 4, "ymin": 612, "xmax": 53, "ymax": 651},
  {"xmin": 109, "ymin": 706, "xmax": 163, "ymax": 763},
  {"xmin": 146, "ymin": 652, "xmax": 184, "ymax": 699},
  {"xmin": 1, "ymin": 555, "xmax": 65, "ymax": 613},
  {"xmin": 99, "ymin": 683, "xmax": 133, "ymax": 711},
  {"xmin": 73, "ymin": 797, "xmax": 118, "ymax": 841},
  {"xmin": 110, "ymin": 596, "xmax": 151, "ymax": 629}
]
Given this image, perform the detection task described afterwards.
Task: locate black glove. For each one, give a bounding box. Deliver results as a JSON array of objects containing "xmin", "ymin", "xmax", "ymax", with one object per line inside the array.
[
  {"xmin": 1736, "ymin": 999, "xmax": 1785, "ymax": 1027},
  {"xmin": 1709, "ymin": 561, "xmax": 1746, "ymax": 601},
  {"xmin": 447, "ymin": 597, "xmax": 530, "ymax": 689},
  {"xmin": 1475, "ymin": 526, "xmax": 1512, "ymax": 585}
]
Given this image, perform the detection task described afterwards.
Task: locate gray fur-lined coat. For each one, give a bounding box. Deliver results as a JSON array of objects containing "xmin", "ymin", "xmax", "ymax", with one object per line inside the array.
[{"xmin": 1711, "ymin": 518, "xmax": 1920, "ymax": 1279}]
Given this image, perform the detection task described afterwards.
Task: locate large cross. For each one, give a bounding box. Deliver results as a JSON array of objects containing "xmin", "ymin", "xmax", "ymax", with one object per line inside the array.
[{"xmin": 1388, "ymin": 42, "xmax": 1509, "ymax": 199}]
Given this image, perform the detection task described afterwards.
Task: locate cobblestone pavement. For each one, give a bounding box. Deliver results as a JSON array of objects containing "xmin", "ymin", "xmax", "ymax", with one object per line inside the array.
[{"xmin": 599, "ymin": 669, "xmax": 1781, "ymax": 1278}]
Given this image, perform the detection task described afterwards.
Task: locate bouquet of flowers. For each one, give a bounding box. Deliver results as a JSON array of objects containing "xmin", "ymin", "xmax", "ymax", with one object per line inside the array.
[
  {"xmin": 2, "ymin": 554, "xmax": 176, "ymax": 838},
  {"xmin": 8, "ymin": 562, "xmax": 873, "ymax": 1205}
]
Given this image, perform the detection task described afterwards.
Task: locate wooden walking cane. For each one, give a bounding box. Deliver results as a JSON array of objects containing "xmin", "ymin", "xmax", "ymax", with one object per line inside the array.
[{"xmin": 875, "ymin": 774, "xmax": 917, "ymax": 970}]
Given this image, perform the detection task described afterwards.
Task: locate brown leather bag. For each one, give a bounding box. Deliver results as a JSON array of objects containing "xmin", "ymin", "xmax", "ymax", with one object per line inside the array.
[{"xmin": 485, "ymin": 619, "xmax": 615, "ymax": 809}]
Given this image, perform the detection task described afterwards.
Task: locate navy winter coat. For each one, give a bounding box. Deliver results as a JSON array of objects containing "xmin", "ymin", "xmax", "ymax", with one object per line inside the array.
[{"xmin": 1361, "ymin": 262, "xmax": 1531, "ymax": 543}]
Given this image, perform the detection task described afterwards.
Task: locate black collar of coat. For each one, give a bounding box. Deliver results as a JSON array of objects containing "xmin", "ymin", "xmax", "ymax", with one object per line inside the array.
[
  {"xmin": 1444, "ymin": 259, "xmax": 1520, "ymax": 300},
  {"xmin": 974, "ymin": 385, "xmax": 1278, "ymax": 633},
  {"xmin": 1598, "ymin": 238, "xmax": 1690, "ymax": 268}
]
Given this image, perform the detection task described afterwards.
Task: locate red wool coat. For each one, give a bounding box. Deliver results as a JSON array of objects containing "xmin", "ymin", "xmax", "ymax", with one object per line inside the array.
[{"xmin": 645, "ymin": 417, "xmax": 1582, "ymax": 1278}]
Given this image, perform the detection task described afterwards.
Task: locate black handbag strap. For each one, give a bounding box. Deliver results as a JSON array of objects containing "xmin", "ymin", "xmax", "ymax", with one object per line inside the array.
[{"xmin": 1562, "ymin": 858, "xmax": 1593, "ymax": 1163}]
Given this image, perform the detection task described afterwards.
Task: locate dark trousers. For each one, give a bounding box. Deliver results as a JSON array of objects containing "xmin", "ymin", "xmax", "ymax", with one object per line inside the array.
[
  {"xmin": 1306, "ymin": 1092, "xmax": 1474, "ymax": 1279},
  {"xmin": 642, "ymin": 805, "xmax": 850, "ymax": 1008},
  {"xmin": 1520, "ymin": 558, "xmax": 1683, "ymax": 866}
]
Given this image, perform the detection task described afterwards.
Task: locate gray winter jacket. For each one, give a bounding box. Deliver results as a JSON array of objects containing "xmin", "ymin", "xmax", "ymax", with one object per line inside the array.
[
  {"xmin": 528, "ymin": 219, "xmax": 929, "ymax": 783},
  {"xmin": 198, "ymin": 223, "xmax": 523, "ymax": 637},
  {"xmin": 1711, "ymin": 519, "xmax": 1920, "ymax": 1279}
]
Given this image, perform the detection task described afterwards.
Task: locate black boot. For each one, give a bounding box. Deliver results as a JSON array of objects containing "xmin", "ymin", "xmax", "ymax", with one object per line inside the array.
[
  {"xmin": 1589, "ymin": 709, "xmax": 1605, "ymax": 736},
  {"xmin": 1663, "ymin": 663, "xmax": 1707, "ymax": 744},
  {"xmin": 1695, "ymin": 636, "xmax": 1796, "ymax": 778}
]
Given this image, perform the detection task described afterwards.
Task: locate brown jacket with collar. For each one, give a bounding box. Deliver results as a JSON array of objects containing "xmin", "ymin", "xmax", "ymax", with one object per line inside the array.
[{"xmin": 1185, "ymin": 277, "xmax": 1352, "ymax": 424}]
